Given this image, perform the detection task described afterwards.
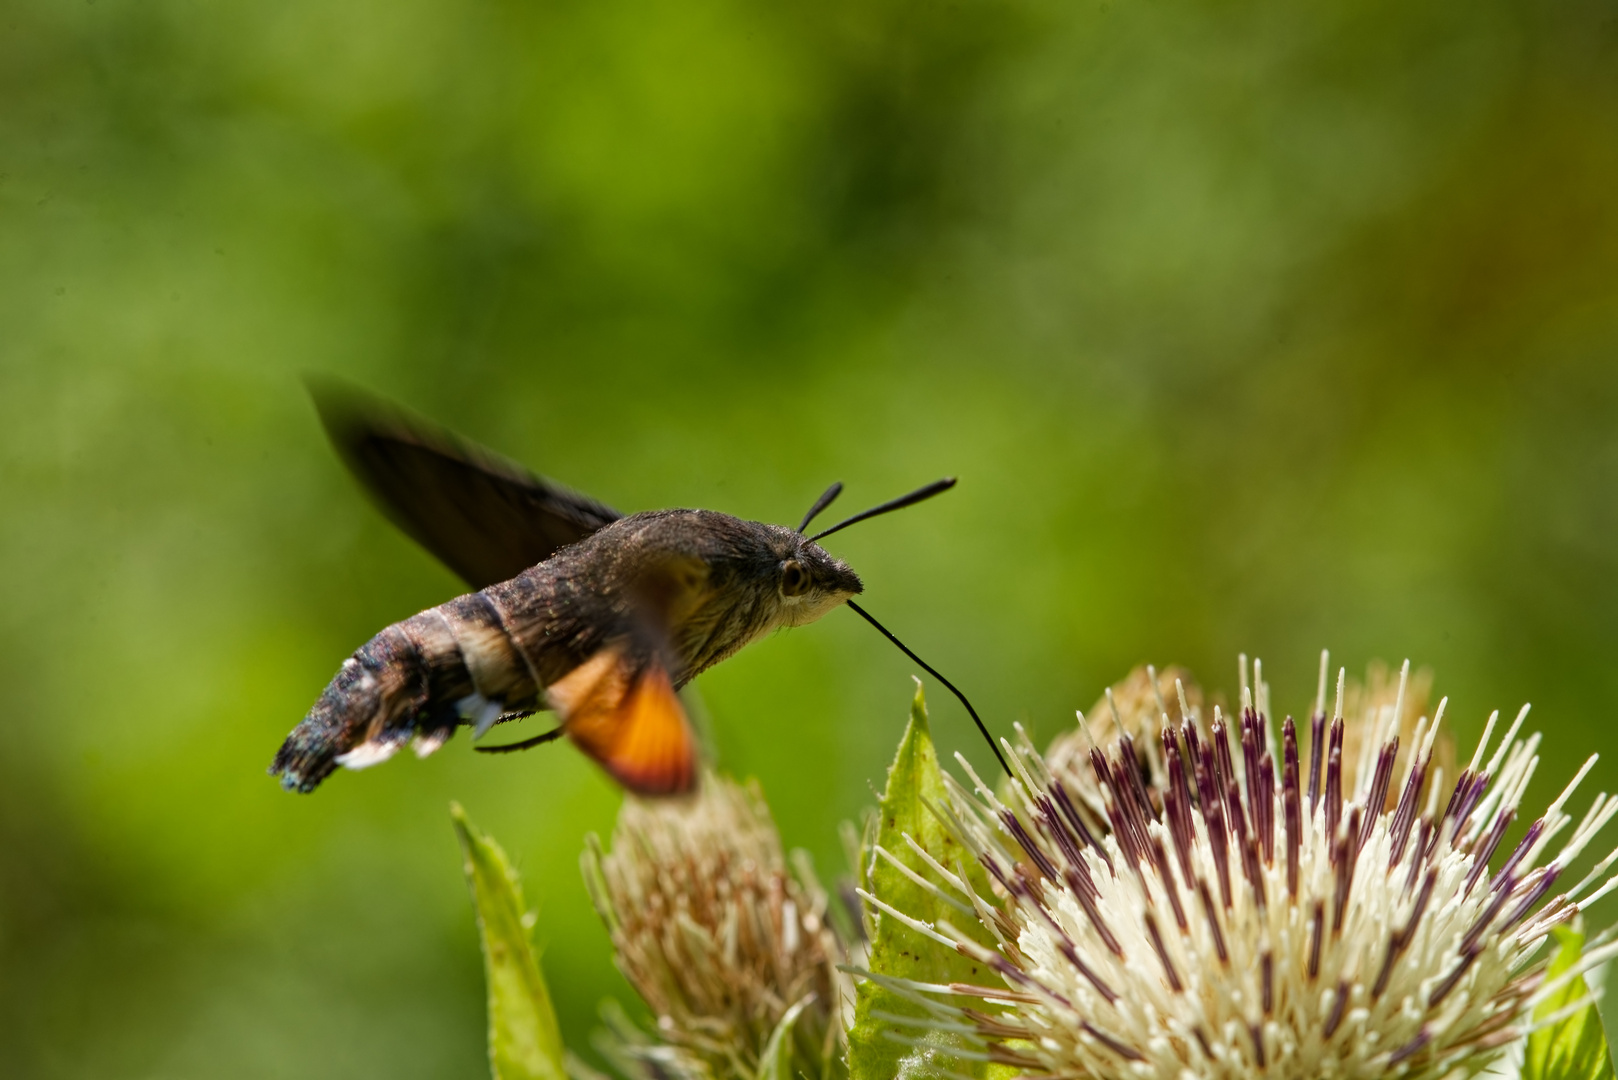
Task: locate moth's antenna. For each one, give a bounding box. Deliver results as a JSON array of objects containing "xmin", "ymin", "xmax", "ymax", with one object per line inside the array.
[
  {"xmin": 797, "ymin": 481, "xmax": 844, "ymax": 533},
  {"xmin": 808, "ymin": 478, "xmax": 956, "ymax": 543},
  {"xmin": 845, "ymin": 599, "xmax": 1010, "ymax": 777}
]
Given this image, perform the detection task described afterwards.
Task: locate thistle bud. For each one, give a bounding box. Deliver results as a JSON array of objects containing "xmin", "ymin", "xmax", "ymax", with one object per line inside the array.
[{"xmin": 583, "ymin": 774, "xmax": 848, "ymax": 1080}]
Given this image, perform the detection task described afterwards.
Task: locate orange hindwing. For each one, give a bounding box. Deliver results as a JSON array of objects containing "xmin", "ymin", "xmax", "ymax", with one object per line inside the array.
[{"xmin": 548, "ymin": 648, "xmax": 697, "ymax": 796}]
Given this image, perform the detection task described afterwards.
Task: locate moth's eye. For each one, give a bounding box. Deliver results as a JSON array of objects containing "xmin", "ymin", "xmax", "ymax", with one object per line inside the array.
[{"xmin": 780, "ymin": 560, "xmax": 811, "ymax": 597}]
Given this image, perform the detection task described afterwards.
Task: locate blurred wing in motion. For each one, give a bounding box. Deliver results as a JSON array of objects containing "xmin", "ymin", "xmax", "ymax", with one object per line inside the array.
[
  {"xmin": 309, "ymin": 378, "xmax": 622, "ymax": 589},
  {"xmin": 547, "ymin": 645, "xmax": 698, "ymax": 796}
]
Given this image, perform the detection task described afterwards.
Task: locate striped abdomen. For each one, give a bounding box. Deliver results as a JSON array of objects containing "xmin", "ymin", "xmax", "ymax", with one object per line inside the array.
[{"xmin": 270, "ymin": 585, "xmax": 560, "ymax": 793}]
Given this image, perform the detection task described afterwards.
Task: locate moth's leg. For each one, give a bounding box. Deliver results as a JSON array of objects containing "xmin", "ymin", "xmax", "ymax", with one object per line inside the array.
[
  {"xmin": 457, "ymin": 692, "xmax": 506, "ymax": 739},
  {"xmin": 474, "ymin": 727, "xmax": 566, "ymax": 754}
]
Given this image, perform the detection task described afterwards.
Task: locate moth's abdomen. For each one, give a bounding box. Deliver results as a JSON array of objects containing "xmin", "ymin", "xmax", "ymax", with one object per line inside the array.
[{"xmin": 270, "ymin": 589, "xmax": 544, "ymax": 793}]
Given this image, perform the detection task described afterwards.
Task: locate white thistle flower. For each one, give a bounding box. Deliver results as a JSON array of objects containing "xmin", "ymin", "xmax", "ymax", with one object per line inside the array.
[
  {"xmin": 582, "ymin": 773, "xmax": 849, "ymax": 1080},
  {"xmin": 861, "ymin": 655, "xmax": 1618, "ymax": 1078}
]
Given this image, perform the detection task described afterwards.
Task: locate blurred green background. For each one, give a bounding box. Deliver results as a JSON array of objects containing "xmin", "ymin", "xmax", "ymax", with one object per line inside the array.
[{"xmin": 4, "ymin": 0, "xmax": 1618, "ymax": 1075}]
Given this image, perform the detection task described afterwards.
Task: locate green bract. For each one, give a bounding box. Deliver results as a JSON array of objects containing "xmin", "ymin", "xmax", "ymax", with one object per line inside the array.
[
  {"xmin": 846, "ymin": 681, "xmax": 1011, "ymax": 1080},
  {"xmin": 1524, "ymin": 927, "xmax": 1616, "ymax": 1080},
  {"xmin": 452, "ymin": 803, "xmax": 567, "ymax": 1080}
]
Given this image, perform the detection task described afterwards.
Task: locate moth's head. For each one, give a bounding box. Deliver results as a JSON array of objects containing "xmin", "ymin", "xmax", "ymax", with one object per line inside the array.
[
  {"xmin": 767, "ymin": 477, "xmax": 956, "ymax": 628},
  {"xmin": 641, "ymin": 478, "xmax": 953, "ymax": 677},
  {"xmin": 775, "ymin": 536, "xmax": 863, "ymax": 627}
]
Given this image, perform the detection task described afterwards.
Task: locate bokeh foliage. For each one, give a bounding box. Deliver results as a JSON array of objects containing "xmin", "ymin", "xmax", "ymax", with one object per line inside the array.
[{"xmin": 3, "ymin": 0, "xmax": 1618, "ymax": 1075}]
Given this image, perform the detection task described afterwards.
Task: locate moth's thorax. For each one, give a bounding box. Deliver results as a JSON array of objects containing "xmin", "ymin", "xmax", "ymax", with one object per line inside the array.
[{"xmin": 557, "ymin": 509, "xmax": 862, "ymax": 680}]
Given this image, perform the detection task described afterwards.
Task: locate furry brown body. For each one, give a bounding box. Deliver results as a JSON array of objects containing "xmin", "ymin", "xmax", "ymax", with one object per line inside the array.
[{"xmin": 271, "ymin": 508, "xmax": 861, "ymax": 793}]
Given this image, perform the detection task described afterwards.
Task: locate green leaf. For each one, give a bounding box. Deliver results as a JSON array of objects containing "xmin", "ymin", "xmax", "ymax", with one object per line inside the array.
[
  {"xmin": 1523, "ymin": 925, "xmax": 1617, "ymax": 1080},
  {"xmin": 451, "ymin": 802, "xmax": 568, "ymax": 1080},
  {"xmin": 847, "ymin": 682, "xmax": 1001, "ymax": 1080},
  {"xmin": 757, "ymin": 995, "xmax": 813, "ymax": 1080}
]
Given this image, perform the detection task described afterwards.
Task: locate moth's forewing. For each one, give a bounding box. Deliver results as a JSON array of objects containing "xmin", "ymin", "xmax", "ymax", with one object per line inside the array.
[{"xmin": 309, "ymin": 378, "xmax": 621, "ymax": 589}]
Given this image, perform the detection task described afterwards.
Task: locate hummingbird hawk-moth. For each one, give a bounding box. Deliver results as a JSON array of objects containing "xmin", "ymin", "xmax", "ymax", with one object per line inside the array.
[{"xmin": 269, "ymin": 382, "xmax": 996, "ymax": 797}]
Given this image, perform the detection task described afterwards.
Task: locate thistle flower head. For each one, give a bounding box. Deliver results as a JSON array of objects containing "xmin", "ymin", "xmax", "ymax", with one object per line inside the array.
[
  {"xmin": 583, "ymin": 773, "xmax": 848, "ymax": 1080},
  {"xmin": 866, "ymin": 655, "xmax": 1618, "ymax": 1078}
]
